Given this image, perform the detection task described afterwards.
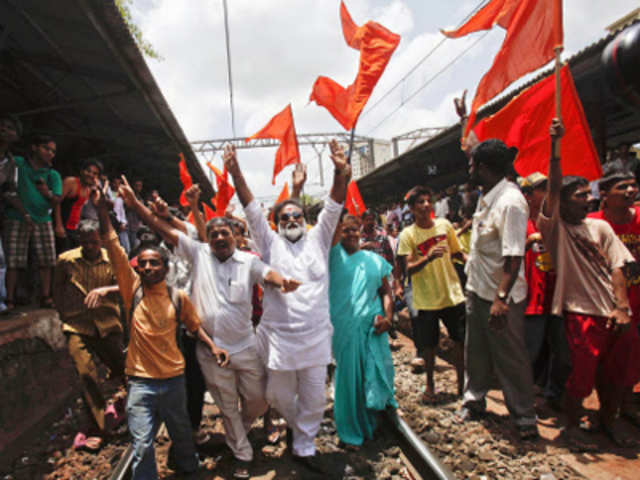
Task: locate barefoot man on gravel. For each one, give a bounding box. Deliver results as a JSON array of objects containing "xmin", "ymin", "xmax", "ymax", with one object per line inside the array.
[{"xmin": 224, "ymin": 139, "xmax": 348, "ymax": 475}]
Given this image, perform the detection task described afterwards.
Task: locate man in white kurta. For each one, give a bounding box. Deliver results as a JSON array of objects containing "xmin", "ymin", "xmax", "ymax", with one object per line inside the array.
[{"xmin": 224, "ymin": 140, "xmax": 348, "ymax": 469}]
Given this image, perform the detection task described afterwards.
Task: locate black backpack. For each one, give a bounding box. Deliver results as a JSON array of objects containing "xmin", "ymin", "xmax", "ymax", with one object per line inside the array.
[{"xmin": 121, "ymin": 283, "xmax": 183, "ymax": 353}]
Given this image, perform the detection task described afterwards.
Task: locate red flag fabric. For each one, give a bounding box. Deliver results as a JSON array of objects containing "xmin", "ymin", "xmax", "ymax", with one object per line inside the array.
[
  {"xmin": 473, "ymin": 65, "xmax": 601, "ymax": 181},
  {"xmin": 443, "ymin": 0, "xmax": 563, "ymax": 137},
  {"xmin": 178, "ymin": 153, "xmax": 193, "ymax": 207},
  {"xmin": 269, "ymin": 182, "xmax": 290, "ymax": 222},
  {"xmin": 309, "ymin": 1, "xmax": 400, "ymax": 131},
  {"xmin": 247, "ymin": 104, "xmax": 300, "ymax": 185},
  {"xmin": 206, "ymin": 162, "xmax": 236, "ymax": 216},
  {"xmin": 202, "ymin": 202, "xmax": 216, "ymax": 221},
  {"xmin": 345, "ymin": 180, "xmax": 366, "ymax": 216},
  {"xmin": 275, "ymin": 182, "xmax": 290, "ymax": 205}
]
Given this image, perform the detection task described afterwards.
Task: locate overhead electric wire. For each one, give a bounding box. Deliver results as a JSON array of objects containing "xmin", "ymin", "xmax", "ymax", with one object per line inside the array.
[
  {"xmin": 359, "ymin": 0, "xmax": 490, "ymax": 120},
  {"xmin": 368, "ymin": 31, "xmax": 489, "ymax": 134}
]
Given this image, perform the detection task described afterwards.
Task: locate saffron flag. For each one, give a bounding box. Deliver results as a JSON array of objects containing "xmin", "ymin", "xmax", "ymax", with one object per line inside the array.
[
  {"xmin": 270, "ymin": 182, "xmax": 290, "ymax": 222},
  {"xmin": 206, "ymin": 162, "xmax": 236, "ymax": 216},
  {"xmin": 202, "ymin": 202, "xmax": 216, "ymax": 221},
  {"xmin": 275, "ymin": 182, "xmax": 290, "ymax": 205},
  {"xmin": 443, "ymin": 0, "xmax": 563, "ymax": 137},
  {"xmin": 247, "ymin": 104, "xmax": 300, "ymax": 185},
  {"xmin": 178, "ymin": 153, "xmax": 193, "ymax": 207},
  {"xmin": 473, "ymin": 65, "xmax": 601, "ymax": 180},
  {"xmin": 309, "ymin": 1, "xmax": 400, "ymax": 131},
  {"xmin": 345, "ymin": 180, "xmax": 366, "ymax": 216}
]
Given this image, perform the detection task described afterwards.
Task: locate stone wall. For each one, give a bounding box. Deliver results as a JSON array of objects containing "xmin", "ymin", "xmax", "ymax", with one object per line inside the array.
[{"xmin": 0, "ymin": 310, "xmax": 78, "ymax": 464}]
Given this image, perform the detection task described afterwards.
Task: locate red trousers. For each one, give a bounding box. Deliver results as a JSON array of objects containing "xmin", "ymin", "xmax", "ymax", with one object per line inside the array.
[{"xmin": 564, "ymin": 312, "xmax": 640, "ymax": 399}]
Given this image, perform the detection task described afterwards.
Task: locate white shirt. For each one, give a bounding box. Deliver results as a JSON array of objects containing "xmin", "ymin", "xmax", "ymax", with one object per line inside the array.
[
  {"xmin": 466, "ymin": 178, "xmax": 528, "ymax": 303},
  {"xmin": 434, "ymin": 198, "xmax": 450, "ymax": 218},
  {"xmin": 245, "ymin": 197, "xmax": 343, "ymax": 370},
  {"xmin": 176, "ymin": 232, "xmax": 269, "ymax": 354},
  {"xmin": 112, "ymin": 196, "xmax": 128, "ymax": 227}
]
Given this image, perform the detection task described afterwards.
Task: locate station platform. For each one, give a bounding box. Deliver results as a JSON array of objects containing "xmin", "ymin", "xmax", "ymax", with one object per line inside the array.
[{"xmin": 0, "ymin": 307, "xmax": 78, "ymax": 468}]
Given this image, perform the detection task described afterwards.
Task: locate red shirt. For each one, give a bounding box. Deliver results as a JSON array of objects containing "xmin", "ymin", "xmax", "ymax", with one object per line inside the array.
[
  {"xmin": 524, "ymin": 219, "xmax": 556, "ymax": 315},
  {"xmin": 588, "ymin": 207, "xmax": 640, "ymax": 316}
]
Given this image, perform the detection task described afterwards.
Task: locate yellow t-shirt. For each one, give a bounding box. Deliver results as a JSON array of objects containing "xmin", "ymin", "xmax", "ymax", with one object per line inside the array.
[
  {"xmin": 397, "ymin": 219, "xmax": 465, "ymax": 311},
  {"xmin": 453, "ymin": 229, "xmax": 471, "ymax": 265}
]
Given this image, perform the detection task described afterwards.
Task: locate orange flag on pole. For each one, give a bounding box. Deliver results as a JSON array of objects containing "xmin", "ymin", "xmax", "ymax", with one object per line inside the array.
[
  {"xmin": 269, "ymin": 182, "xmax": 290, "ymax": 222},
  {"xmin": 275, "ymin": 182, "xmax": 290, "ymax": 205},
  {"xmin": 345, "ymin": 180, "xmax": 366, "ymax": 216},
  {"xmin": 247, "ymin": 104, "xmax": 300, "ymax": 185},
  {"xmin": 473, "ymin": 65, "xmax": 601, "ymax": 181},
  {"xmin": 178, "ymin": 153, "xmax": 193, "ymax": 207},
  {"xmin": 443, "ymin": 0, "xmax": 563, "ymax": 137},
  {"xmin": 206, "ymin": 162, "xmax": 236, "ymax": 216},
  {"xmin": 309, "ymin": 1, "xmax": 401, "ymax": 131},
  {"xmin": 202, "ymin": 202, "xmax": 216, "ymax": 221}
]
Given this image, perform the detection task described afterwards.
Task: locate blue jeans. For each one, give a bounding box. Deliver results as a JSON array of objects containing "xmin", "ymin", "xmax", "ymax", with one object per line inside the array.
[{"xmin": 127, "ymin": 375, "xmax": 198, "ymax": 480}]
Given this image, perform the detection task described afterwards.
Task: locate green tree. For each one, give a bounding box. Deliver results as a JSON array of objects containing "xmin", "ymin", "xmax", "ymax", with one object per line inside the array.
[{"xmin": 115, "ymin": 0, "xmax": 163, "ymax": 60}]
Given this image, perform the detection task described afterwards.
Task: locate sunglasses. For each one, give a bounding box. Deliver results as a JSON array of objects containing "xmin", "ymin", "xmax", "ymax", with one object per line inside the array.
[{"xmin": 280, "ymin": 212, "xmax": 303, "ymax": 222}]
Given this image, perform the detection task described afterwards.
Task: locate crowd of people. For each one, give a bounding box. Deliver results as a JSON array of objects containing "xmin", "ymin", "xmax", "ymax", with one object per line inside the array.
[{"xmin": 2, "ymin": 105, "xmax": 640, "ymax": 478}]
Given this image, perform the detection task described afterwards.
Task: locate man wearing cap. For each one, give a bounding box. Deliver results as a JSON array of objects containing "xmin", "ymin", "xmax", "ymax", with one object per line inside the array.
[
  {"xmin": 457, "ymin": 137, "xmax": 538, "ymax": 439},
  {"xmin": 538, "ymin": 119, "xmax": 636, "ymax": 449},
  {"xmin": 588, "ymin": 163, "xmax": 640, "ymax": 429},
  {"xmin": 520, "ymin": 172, "xmax": 570, "ymax": 409}
]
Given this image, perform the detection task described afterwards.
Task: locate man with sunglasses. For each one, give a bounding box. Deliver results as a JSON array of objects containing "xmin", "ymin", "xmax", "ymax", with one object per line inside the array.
[{"xmin": 224, "ymin": 140, "xmax": 348, "ymax": 474}]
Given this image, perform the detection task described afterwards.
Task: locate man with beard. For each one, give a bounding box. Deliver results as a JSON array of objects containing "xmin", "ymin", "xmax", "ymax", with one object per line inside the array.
[
  {"xmin": 539, "ymin": 120, "xmax": 636, "ymax": 449},
  {"xmin": 224, "ymin": 140, "xmax": 348, "ymax": 474},
  {"xmin": 456, "ymin": 136, "xmax": 538, "ymax": 440}
]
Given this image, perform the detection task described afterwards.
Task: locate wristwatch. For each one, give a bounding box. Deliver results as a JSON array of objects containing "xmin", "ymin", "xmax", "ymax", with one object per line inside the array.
[{"xmin": 497, "ymin": 290, "xmax": 508, "ymax": 302}]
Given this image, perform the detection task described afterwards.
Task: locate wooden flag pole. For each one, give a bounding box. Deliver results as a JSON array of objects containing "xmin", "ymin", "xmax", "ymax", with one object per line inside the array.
[
  {"xmin": 554, "ymin": 45, "xmax": 564, "ymax": 158},
  {"xmin": 346, "ymin": 127, "xmax": 355, "ymax": 165}
]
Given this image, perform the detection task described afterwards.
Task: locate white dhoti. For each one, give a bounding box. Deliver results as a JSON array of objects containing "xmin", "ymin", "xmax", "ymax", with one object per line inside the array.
[{"xmin": 265, "ymin": 365, "xmax": 327, "ymax": 457}]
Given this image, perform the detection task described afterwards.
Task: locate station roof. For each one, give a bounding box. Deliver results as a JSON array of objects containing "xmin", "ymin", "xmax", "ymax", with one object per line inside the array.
[
  {"xmin": 358, "ymin": 22, "xmax": 640, "ymax": 204},
  {"xmin": 0, "ymin": 0, "xmax": 214, "ymax": 201}
]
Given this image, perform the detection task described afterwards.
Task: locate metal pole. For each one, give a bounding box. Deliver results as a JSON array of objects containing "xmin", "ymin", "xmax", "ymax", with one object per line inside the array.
[{"xmin": 222, "ymin": 0, "xmax": 236, "ymax": 137}]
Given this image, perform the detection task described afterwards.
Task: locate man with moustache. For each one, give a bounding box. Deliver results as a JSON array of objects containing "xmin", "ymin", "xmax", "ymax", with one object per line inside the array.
[
  {"xmin": 120, "ymin": 180, "xmax": 300, "ymax": 479},
  {"xmin": 224, "ymin": 140, "xmax": 348, "ymax": 473},
  {"xmin": 96, "ymin": 181, "xmax": 223, "ymax": 479},
  {"xmin": 456, "ymin": 137, "xmax": 538, "ymax": 440}
]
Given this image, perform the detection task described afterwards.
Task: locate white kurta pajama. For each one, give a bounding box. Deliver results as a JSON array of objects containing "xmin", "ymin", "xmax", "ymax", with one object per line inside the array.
[
  {"xmin": 244, "ymin": 197, "xmax": 342, "ymax": 457},
  {"xmin": 176, "ymin": 232, "xmax": 270, "ymax": 461}
]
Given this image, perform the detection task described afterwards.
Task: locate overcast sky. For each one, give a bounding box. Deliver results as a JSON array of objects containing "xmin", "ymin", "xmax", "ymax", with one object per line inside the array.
[{"xmin": 130, "ymin": 0, "xmax": 638, "ymax": 202}]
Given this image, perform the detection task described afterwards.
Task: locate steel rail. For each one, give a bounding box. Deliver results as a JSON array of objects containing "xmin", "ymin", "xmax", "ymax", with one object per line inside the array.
[{"xmin": 384, "ymin": 410, "xmax": 457, "ymax": 480}]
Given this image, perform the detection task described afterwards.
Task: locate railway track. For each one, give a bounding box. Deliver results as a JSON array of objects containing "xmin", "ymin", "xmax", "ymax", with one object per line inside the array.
[{"xmin": 108, "ymin": 410, "xmax": 456, "ymax": 480}]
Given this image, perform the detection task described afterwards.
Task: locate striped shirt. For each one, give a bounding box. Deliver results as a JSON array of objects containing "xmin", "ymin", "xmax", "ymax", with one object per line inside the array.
[{"xmin": 53, "ymin": 247, "xmax": 121, "ymax": 338}]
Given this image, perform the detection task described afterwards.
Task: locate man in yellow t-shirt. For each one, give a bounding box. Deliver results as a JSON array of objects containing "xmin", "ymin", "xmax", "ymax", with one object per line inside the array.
[{"xmin": 397, "ymin": 186, "xmax": 466, "ymax": 402}]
